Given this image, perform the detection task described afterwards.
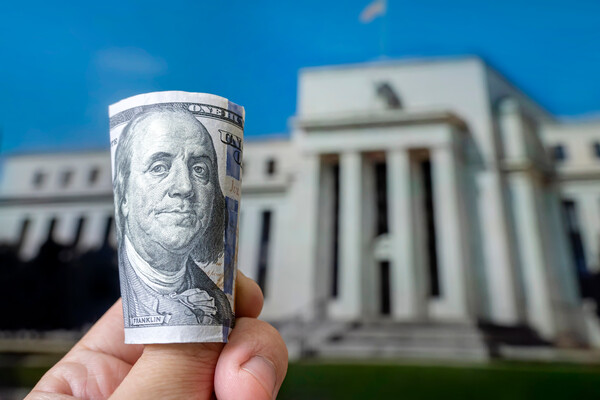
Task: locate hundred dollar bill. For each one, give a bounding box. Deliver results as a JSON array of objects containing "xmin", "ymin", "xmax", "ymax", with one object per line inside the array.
[{"xmin": 109, "ymin": 91, "xmax": 243, "ymax": 343}]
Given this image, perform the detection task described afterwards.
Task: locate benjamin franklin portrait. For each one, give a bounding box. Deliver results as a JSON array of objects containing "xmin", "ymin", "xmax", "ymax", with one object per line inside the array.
[{"xmin": 114, "ymin": 107, "xmax": 233, "ymax": 328}]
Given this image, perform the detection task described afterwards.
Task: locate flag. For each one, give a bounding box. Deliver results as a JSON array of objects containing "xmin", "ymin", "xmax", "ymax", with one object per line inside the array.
[{"xmin": 359, "ymin": 0, "xmax": 386, "ymax": 23}]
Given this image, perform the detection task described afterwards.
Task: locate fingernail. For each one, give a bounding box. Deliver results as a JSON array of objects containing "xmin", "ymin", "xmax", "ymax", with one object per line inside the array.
[{"xmin": 241, "ymin": 355, "xmax": 277, "ymax": 398}]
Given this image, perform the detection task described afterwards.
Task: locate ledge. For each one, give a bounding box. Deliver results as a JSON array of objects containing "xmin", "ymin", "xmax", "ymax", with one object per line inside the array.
[
  {"xmin": 294, "ymin": 109, "xmax": 467, "ymax": 132},
  {"xmin": 555, "ymin": 170, "xmax": 600, "ymax": 182},
  {"xmin": 0, "ymin": 193, "xmax": 113, "ymax": 206},
  {"xmin": 242, "ymin": 181, "xmax": 289, "ymax": 195}
]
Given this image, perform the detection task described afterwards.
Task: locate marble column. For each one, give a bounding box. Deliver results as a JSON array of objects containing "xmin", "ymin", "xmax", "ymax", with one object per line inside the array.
[
  {"xmin": 335, "ymin": 151, "xmax": 363, "ymax": 319},
  {"xmin": 360, "ymin": 159, "xmax": 379, "ymax": 316},
  {"xmin": 20, "ymin": 215, "xmax": 46, "ymax": 260},
  {"xmin": 545, "ymin": 186, "xmax": 579, "ymax": 305},
  {"xmin": 54, "ymin": 213, "xmax": 79, "ymax": 245},
  {"xmin": 431, "ymin": 145, "xmax": 470, "ymax": 319},
  {"xmin": 509, "ymin": 171, "xmax": 556, "ymax": 339},
  {"xmin": 278, "ymin": 153, "xmax": 322, "ymax": 320},
  {"xmin": 238, "ymin": 204, "xmax": 261, "ymax": 279},
  {"xmin": 387, "ymin": 149, "xmax": 422, "ymax": 319},
  {"xmin": 538, "ymin": 183, "xmax": 585, "ymax": 340},
  {"xmin": 315, "ymin": 162, "xmax": 337, "ymax": 318},
  {"xmin": 79, "ymin": 211, "xmax": 108, "ymax": 251},
  {"xmin": 579, "ymin": 194, "xmax": 600, "ymax": 273}
]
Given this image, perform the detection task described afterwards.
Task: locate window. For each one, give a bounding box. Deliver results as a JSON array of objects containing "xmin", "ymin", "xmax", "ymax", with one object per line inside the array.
[
  {"xmin": 374, "ymin": 161, "xmax": 388, "ymax": 235},
  {"xmin": 32, "ymin": 171, "xmax": 46, "ymax": 188},
  {"xmin": 562, "ymin": 200, "xmax": 588, "ymax": 295},
  {"xmin": 552, "ymin": 145, "xmax": 566, "ymax": 162},
  {"xmin": 331, "ymin": 164, "xmax": 340, "ymax": 298},
  {"xmin": 88, "ymin": 168, "xmax": 100, "ymax": 185},
  {"xmin": 421, "ymin": 159, "xmax": 441, "ymax": 298},
  {"xmin": 256, "ymin": 211, "xmax": 272, "ymax": 296},
  {"xmin": 266, "ymin": 159, "xmax": 276, "ymax": 176},
  {"xmin": 61, "ymin": 170, "xmax": 73, "ymax": 187},
  {"xmin": 593, "ymin": 142, "xmax": 600, "ymax": 159},
  {"xmin": 379, "ymin": 261, "xmax": 391, "ymax": 315}
]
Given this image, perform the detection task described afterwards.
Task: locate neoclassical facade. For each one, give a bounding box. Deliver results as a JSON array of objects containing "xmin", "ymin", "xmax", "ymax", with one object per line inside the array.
[{"xmin": 2, "ymin": 57, "xmax": 600, "ymax": 357}]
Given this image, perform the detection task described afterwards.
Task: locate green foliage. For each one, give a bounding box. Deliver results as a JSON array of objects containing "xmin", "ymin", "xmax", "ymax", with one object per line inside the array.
[
  {"xmin": 279, "ymin": 361, "xmax": 600, "ymax": 400},
  {"xmin": 0, "ymin": 366, "xmax": 50, "ymax": 387},
  {"xmin": 6, "ymin": 360, "xmax": 600, "ymax": 398}
]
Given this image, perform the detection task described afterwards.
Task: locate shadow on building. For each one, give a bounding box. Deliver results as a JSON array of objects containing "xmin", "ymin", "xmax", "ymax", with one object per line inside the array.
[{"xmin": 0, "ymin": 237, "xmax": 119, "ymax": 331}]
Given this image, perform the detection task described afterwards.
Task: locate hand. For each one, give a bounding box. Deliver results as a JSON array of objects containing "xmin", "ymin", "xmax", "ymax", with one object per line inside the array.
[{"xmin": 26, "ymin": 271, "xmax": 288, "ymax": 399}]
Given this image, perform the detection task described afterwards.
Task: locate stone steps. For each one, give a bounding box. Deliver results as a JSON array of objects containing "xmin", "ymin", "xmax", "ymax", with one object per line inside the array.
[
  {"xmin": 316, "ymin": 342, "xmax": 488, "ymax": 361},
  {"xmin": 334, "ymin": 335, "xmax": 486, "ymax": 348},
  {"xmin": 341, "ymin": 326, "xmax": 482, "ymax": 339},
  {"xmin": 305, "ymin": 320, "xmax": 490, "ymax": 361},
  {"xmin": 276, "ymin": 317, "xmax": 556, "ymax": 361}
]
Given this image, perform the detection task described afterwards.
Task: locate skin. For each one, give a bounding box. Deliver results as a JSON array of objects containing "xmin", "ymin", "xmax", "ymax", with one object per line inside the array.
[
  {"xmin": 26, "ymin": 271, "xmax": 288, "ymax": 400},
  {"xmin": 122, "ymin": 113, "xmax": 218, "ymax": 273}
]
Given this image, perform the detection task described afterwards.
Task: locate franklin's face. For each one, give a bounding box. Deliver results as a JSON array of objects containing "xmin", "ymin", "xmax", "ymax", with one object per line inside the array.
[{"xmin": 122, "ymin": 112, "xmax": 217, "ymax": 255}]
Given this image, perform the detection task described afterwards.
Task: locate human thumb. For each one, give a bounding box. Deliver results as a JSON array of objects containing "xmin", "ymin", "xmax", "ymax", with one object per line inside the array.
[{"xmin": 110, "ymin": 342, "xmax": 224, "ymax": 399}]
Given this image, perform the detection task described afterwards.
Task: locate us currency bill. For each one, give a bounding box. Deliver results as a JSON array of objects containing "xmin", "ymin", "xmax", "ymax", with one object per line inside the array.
[{"xmin": 109, "ymin": 91, "xmax": 243, "ymax": 344}]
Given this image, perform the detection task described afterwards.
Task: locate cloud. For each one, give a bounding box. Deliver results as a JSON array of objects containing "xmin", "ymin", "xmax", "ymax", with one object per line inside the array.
[{"xmin": 95, "ymin": 47, "xmax": 167, "ymax": 75}]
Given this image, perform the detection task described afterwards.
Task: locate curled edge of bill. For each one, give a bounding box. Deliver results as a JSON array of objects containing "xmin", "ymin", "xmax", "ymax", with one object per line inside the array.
[{"xmin": 109, "ymin": 90, "xmax": 245, "ymax": 119}]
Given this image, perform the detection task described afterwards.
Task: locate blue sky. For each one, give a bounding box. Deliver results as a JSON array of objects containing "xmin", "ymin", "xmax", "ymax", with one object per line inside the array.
[{"xmin": 1, "ymin": 0, "xmax": 599, "ymax": 153}]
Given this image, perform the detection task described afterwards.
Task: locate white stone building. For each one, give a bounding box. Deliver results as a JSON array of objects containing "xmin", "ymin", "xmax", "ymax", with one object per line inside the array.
[
  {"xmin": 543, "ymin": 121, "xmax": 600, "ymax": 275},
  {"xmin": 0, "ymin": 150, "xmax": 115, "ymax": 259},
  {"xmin": 2, "ymin": 57, "xmax": 600, "ymax": 359}
]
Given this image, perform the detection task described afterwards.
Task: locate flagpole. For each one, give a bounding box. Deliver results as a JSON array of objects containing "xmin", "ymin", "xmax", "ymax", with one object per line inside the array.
[
  {"xmin": 380, "ymin": 0, "xmax": 387, "ymax": 57},
  {"xmin": 360, "ymin": 0, "xmax": 388, "ymax": 57}
]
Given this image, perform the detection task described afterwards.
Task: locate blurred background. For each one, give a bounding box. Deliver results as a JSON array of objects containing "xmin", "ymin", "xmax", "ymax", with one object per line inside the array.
[{"xmin": 2, "ymin": 0, "xmax": 600, "ymax": 398}]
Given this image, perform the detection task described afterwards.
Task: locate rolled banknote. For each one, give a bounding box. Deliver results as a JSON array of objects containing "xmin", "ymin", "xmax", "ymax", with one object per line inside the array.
[{"xmin": 108, "ymin": 91, "xmax": 243, "ymax": 343}]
